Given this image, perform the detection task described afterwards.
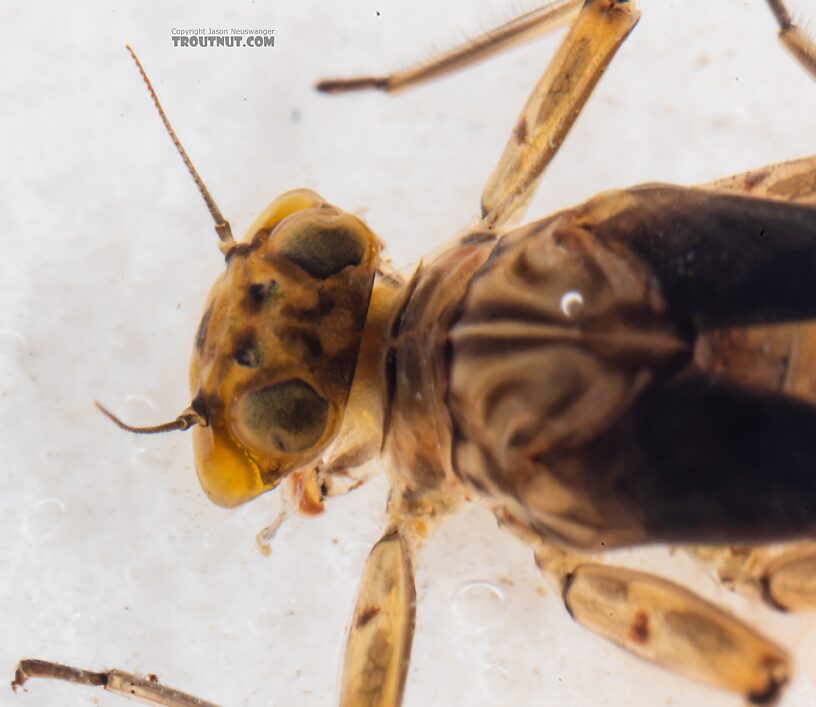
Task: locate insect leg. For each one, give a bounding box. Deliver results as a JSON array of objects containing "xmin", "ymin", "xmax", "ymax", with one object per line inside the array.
[
  {"xmin": 764, "ymin": 0, "xmax": 816, "ymax": 79},
  {"xmin": 480, "ymin": 0, "xmax": 639, "ymax": 228},
  {"xmin": 339, "ymin": 528, "xmax": 416, "ymax": 707},
  {"xmin": 533, "ymin": 545, "xmax": 792, "ymax": 702},
  {"xmin": 697, "ymin": 545, "xmax": 816, "ymax": 613},
  {"xmin": 694, "ymin": 547, "xmax": 770, "ymax": 600},
  {"xmin": 700, "ymin": 154, "xmax": 816, "ymax": 204},
  {"xmin": 760, "ymin": 545, "xmax": 816, "ymax": 611},
  {"xmin": 11, "ymin": 659, "xmax": 220, "ymax": 706},
  {"xmin": 315, "ymin": 1, "xmax": 583, "ymax": 94},
  {"xmin": 561, "ymin": 564, "xmax": 791, "ymax": 704}
]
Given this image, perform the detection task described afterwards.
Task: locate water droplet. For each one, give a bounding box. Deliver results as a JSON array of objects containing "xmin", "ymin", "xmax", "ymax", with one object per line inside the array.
[
  {"xmin": 452, "ymin": 581, "xmax": 506, "ymax": 632},
  {"xmin": 21, "ymin": 498, "xmax": 67, "ymax": 543},
  {"xmin": 559, "ymin": 290, "xmax": 584, "ymax": 318}
]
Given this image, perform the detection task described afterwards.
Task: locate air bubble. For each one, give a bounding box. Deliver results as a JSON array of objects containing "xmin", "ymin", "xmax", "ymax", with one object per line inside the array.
[
  {"xmin": 129, "ymin": 446, "xmax": 170, "ymax": 467},
  {"xmin": 480, "ymin": 660, "xmax": 538, "ymax": 703},
  {"xmin": 480, "ymin": 662, "xmax": 512, "ymax": 703},
  {"xmin": 451, "ymin": 581, "xmax": 506, "ymax": 633},
  {"xmin": 102, "ymin": 394, "xmax": 161, "ymax": 432},
  {"xmin": 21, "ymin": 498, "xmax": 67, "ymax": 544},
  {"xmin": 124, "ymin": 393, "xmax": 158, "ymax": 412},
  {"xmin": 244, "ymin": 607, "xmax": 283, "ymax": 637},
  {"xmin": 559, "ymin": 290, "xmax": 584, "ymax": 318}
]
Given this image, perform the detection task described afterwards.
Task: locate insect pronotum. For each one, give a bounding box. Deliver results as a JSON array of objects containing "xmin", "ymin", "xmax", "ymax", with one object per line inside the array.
[{"xmin": 9, "ymin": 3, "xmax": 812, "ymax": 704}]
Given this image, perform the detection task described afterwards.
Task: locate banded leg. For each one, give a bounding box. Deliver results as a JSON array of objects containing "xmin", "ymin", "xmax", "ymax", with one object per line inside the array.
[
  {"xmin": 317, "ymin": 1, "xmax": 639, "ymax": 229},
  {"xmin": 11, "ymin": 660, "xmax": 219, "ymax": 706},
  {"xmin": 562, "ymin": 564, "xmax": 791, "ymax": 704},
  {"xmin": 340, "ymin": 528, "xmax": 416, "ymax": 707},
  {"xmin": 533, "ymin": 544, "xmax": 791, "ymax": 702},
  {"xmin": 697, "ymin": 544, "xmax": 816, "ymax": 613},
  {"xmin": 765, "ymin": 0, "xmax": 816, "ymax": 79},
  {"xmin": 480, "ymin": 0, "xmax": 638, "ymax": 228},
  {"xmin": 315, "ymin": 1, "xmax": 583, "ymax": 94},
  {"xmin": 13, "ymin": 529, "xmax": 418, "ymax": 707},
  {"xmin": 701, "ymin": 154, "xmax": 816, "ymax": 205}
]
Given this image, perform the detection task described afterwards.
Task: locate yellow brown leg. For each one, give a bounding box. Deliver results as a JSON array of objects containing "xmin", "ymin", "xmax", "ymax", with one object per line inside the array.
[
  {"xmin": 339, "ymin": 527, "xmax": 416, "ymax": 707},
  {"xmin": 697, "ymin": 544, "xmax": 816, "ymax": 613},
  {"xmin": 563, "ymin": 564, "xmax": 791, "ymax": 704},
  {"xmin": 12, "ymin": 528, "xmax": 420, "ymax": 707},
  {"xmin": 694, "ymin": 547, "xmax": 771, "ymax": 602},
  {"xmin": 11, "ymin": 660, "xmax": 220, "ymax": 707},
  {"xmin": 700, "ymin": 154, "xmax": 816, "ymax": 204},
  {"xmin": 532, "ymin": 543, "xmax": 791, "ymax": 705},
  {"xmin": 765, "ymin": 0, "xmax": 816, "ymax": 79},
  {"xmin": 480, "ymin": 0, "xmax": 639, "ymax": 228},
  {"xmin": 317, "ymin": 2, "xmax": 639, "ymax": 228},
  {"xmin": 761, "ymin": 545, "xmax": 816, "ymax": 612},
  {"xmin": 315, "ymin": 1, "xmax": 583, "ymax": 94}
]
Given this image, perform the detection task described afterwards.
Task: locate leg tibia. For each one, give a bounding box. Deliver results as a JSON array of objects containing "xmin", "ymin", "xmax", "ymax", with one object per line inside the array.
[
  {"xmin": 563, "ymin": 564, "xmax": 790, "ymax": 704},
  {"xmin": 765, "ymin": 0, "xmax": 816, "ymax": 79},
  {"xmin": 339, "ymin": 529, "xmax": 416, "ymax": 707},
  {"xmin": 11, "ymin": 660, "xmax": 220, "ymax": 707}
]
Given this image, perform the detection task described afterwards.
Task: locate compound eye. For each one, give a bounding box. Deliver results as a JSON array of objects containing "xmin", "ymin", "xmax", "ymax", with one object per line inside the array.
[
  {"xmin": 235, "ymin": 379, "xmax": 329, "ymax": 455},
  {"xmin": 277, "ymin": 222, "xmax": 365, "ymax": 279}
]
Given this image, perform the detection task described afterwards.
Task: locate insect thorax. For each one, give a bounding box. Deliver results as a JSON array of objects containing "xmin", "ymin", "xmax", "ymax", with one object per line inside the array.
[
  {"xmin": 446, "ymin": 208, "xmax": 689, "ymax": 550},
  {"xmin": 382, "ymin": 234, "xmax": 497, "ymax": 509}
]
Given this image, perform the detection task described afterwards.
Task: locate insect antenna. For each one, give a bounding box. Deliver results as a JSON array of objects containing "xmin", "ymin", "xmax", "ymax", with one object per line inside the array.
[
  {"xmin": 125, "ymin": 45, "xmax": 235, "ymax": 253},
  {"xmin": 95, "ymin": 401, "xmax": 206, "ymax": 434}
]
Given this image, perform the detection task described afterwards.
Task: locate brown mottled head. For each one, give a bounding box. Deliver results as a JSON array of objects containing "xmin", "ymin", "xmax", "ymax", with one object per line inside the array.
[{"xmin": 189, "ymin": 189, "xmax": 382, "ymax": 507}]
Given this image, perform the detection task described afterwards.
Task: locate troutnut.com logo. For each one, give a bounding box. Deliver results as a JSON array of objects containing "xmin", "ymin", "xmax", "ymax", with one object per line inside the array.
[{"xmin": 171, "ymin": 28, "xmax": 275, "ymax": 48}]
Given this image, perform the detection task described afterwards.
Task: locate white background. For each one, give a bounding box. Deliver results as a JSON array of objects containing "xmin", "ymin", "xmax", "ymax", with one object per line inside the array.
[{"xmin": 3, "ymin": 1, "xmax": 816, "ymax": 706}]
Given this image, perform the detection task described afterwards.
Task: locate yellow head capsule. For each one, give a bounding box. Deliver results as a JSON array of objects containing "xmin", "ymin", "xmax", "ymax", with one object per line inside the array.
[
  {"xmin": 189, "ymin": 190, "xmax": 382, "ymax": 506},
  {"xmin": 105, "ymin": 53, "xmax": 385, "ymax": 509}
]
